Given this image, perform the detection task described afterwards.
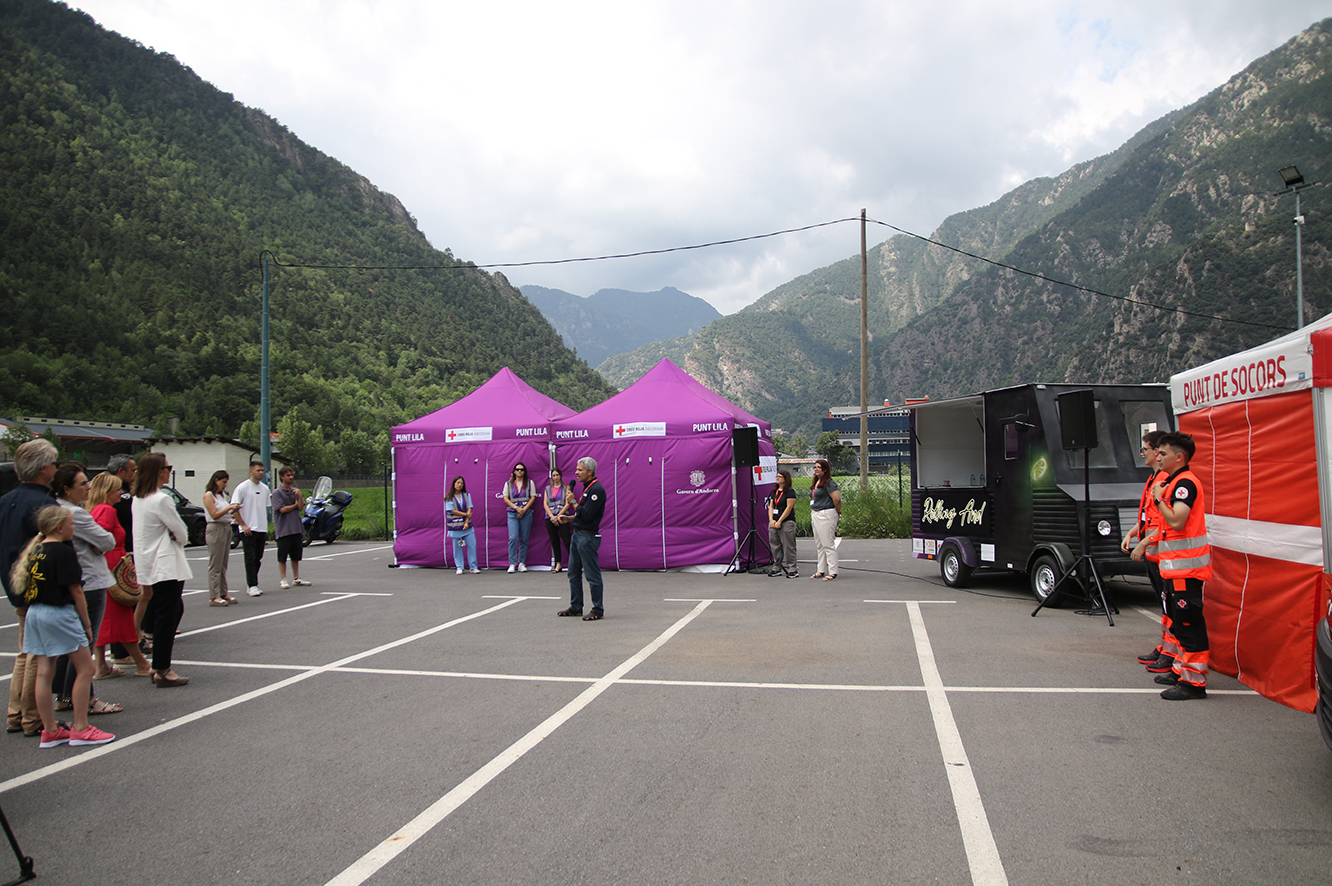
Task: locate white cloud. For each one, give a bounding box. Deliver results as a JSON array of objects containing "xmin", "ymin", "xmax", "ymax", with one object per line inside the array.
[{"xmin": 72, "ymin": 0, "xmax": 1332, "ymax": 314}]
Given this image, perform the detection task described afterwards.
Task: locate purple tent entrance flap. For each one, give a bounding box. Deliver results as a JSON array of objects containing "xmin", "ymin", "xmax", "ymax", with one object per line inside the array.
[
  {"xmin": 550, "ymin": 359, "xmax": 775, "ymax": 571},
  {"xmin": 391, "ymin": 368, "xmax": 575, "ymax": 568}
]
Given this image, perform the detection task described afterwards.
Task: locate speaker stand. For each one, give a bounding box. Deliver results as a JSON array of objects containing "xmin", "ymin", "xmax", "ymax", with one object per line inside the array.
[
  {"xmin": 1030, "ymin": 441, "xmax": 1117, "ymax": 625},
  {"xmin": 726, "ymin": 465, "xmax": 771, "ymax": 575}
]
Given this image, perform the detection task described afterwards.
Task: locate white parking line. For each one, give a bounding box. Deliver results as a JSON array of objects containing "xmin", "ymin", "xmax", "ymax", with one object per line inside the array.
[
  {"xmin": 903, "ymin": 599, "xmax": 1009, "ymax": 886},
  {"xmin": 0, "ymin": 596, "xmax": 528, "ymax": 796},
  {"xmin": 324, "ymin": 599, "xmax": 724, "ymax": 886}
]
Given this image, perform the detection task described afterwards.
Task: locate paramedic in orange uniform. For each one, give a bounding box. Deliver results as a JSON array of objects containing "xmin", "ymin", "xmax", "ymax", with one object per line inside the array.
[
  {"xmin": 1124, "ymin": 430, "xmax": 1180, "ymax": 672},
  {"xmin": 1150, "ymin": 431, "xmax": 1211, "ymax": 700}
]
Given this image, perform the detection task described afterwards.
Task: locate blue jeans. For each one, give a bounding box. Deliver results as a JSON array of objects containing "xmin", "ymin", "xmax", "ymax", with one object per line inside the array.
[
  {"xmin": 507, "ymin": 510, "xmax": 533, "ymax": 565},
  {"xmin": 568, "ymin": 530, "xmax": 603, "ymax": 613},
  {"xmin": 449, "ymin": 528, "xmax": 477, "ymax": 570}
]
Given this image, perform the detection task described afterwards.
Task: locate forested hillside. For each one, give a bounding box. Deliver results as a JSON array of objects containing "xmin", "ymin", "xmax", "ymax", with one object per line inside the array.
[
  {"xmin": 602, "ymin": 20, "xmax": 1331, "ymax": 438},
  {"xmin": 0, "ymin": 0, "xmax": 614, "ymax": 468}
]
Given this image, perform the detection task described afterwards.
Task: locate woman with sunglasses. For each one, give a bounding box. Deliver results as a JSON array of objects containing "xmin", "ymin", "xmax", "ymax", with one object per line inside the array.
[{"xmin": 503, "ymin": 462, "xmax": 537, "ymax": 573}]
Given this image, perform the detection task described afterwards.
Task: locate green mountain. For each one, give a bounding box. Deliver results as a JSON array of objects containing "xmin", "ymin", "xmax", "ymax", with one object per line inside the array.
[
  {"xmin": 519, "ymin": 285, "xmax": 721, "ymax": 369},
  {"xmin": 600, "ymin": 21, "xmax": 1330, "ymax": 437},
  {"xmin": 0, "ymin": 0, "xmax": 615, "ymax": 467}
]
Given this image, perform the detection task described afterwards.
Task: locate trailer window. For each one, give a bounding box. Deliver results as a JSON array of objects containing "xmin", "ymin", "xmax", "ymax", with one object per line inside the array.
[
  {"xmin": 1004, "ymin": 422, "xmax": 1019, "ymax": 460},
  {"xmin": 1060, "ymin": 397, "xmax": 1116, "ymax": 469},
  {"xmin": 1121, "ymin": 399, "xmax": 1171, "ymax": 446}
]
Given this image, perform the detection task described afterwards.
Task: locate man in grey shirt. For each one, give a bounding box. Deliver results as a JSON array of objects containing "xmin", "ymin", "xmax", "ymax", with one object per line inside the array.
[{"xmin": 272, "ymin": 466, "xmax": 309, "ymax": 589}]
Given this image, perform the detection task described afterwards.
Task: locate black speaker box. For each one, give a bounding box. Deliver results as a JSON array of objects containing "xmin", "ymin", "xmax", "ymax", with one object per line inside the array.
[
  {"xmin": 732, "ymin": 426, "xmax": 760, "ymax": 467},
  {"xmin": 1058, "ymin": 389, "xmax": 1097, "ymax": 450}
]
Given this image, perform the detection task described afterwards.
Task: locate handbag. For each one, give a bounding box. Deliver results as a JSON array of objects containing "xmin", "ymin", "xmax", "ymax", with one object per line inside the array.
[{"xmin": 107, "ymin": 553, "xmax": 141, "ymax": 607}]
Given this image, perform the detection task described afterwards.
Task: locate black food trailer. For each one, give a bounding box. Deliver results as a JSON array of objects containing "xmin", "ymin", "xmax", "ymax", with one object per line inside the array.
[{"xmin": 907, "ymin": 383, "xmax": 1173, "ymax": 603}]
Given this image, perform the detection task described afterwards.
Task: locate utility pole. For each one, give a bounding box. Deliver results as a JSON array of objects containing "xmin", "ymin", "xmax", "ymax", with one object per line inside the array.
[
  {"xmin": 860, "ymin": 208, "xmax": 868, "ymax": 492},
  {"xmin": 261, "ymin": 253, "xmax": 272, "ymax": 479}
]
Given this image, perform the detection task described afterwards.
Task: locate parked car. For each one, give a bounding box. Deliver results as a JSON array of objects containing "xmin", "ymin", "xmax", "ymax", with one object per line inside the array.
[
  {"xmin": 1316, "ymin": 600, "xmax": 1332, "ymax": 751},
  {"xmin": 162, "ymin": 485, "xmax": 208, "ymax": 547}
]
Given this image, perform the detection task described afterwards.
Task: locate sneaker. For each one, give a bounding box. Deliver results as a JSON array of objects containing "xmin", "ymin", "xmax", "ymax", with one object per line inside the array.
[
  {"xmin": 1160, "ymin": 682, "xmax": 1206, "ymax": 701},
  {"xmin": 456, "ymin": 567, "xmax": 464, "ymax": 575},
  {"xmin": 1145, "ymin": 656, "xmax": 1176, "ymax": 673},
  {"xmin": 293, "ymin": 578, "xmax": 311, "ymax": 586},
  {"xmin": 68, "ymin": 725, "xmax": 116, "ymax": 746},
  {"xmin": 38, "ymin": 726, "xmax": 70, "ymax": 748},
  {"xmin": 507, "ymin": 565, "xmax": 516, "ymax": 574},
  {"xmin": 517, "ymin": 563, "xmax": 527, "ymax": 573},
  {"xmin": 786, "ymin": 570, "xmax": 799, "ymax": 579},
  {"xmin": 469, "ymin": 568, "xmax": 480, "ymax": 574},
  {"xmin": 768, "ymin": 569, "xmax": 782, "ymax": 577},
  {"xmin": 279, "ymin": 579, "xmax": 291, "ymax": 589},
  {"xmin": 1153, "ymin": 672, "xmax": 1179, "ymax": 685},
  {"xmin": 1137, "ymin": 648, "xmax": 1163, "ymax": 664},
  {"xmin": 247, "ymin": 586, "xmax": 263, "ymax": 597}
]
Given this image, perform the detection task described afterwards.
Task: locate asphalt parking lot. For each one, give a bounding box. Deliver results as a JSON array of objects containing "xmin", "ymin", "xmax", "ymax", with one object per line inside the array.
[{"xmin": 1, "ymin": 538, "xmax": 1329, "ymax": 886}]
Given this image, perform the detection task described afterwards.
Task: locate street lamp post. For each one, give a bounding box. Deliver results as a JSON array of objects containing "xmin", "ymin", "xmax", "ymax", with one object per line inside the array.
[{"xmin": 1277, "ymin": 165, "xmax": 1318, "ymax": 329}]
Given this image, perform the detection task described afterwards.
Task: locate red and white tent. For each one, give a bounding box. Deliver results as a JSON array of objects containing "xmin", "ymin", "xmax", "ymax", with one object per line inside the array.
[{"xmin": 1170, "ymin": 311, "xmax": 1332, "ymax": 712}]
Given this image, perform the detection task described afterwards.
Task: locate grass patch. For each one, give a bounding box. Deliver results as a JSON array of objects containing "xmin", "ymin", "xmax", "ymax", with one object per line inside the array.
[{"xmin": 791, "ymin": 474, "xmax": 910, "ymax": 539}]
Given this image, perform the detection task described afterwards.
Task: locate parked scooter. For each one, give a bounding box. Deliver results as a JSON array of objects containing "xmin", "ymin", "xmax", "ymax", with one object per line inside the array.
[{"xmin": 302, "ymin": 476, "xmax": 353, "ymax": 546}]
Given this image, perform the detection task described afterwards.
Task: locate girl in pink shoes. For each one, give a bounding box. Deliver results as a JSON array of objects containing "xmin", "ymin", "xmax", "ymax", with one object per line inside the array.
[{"xmin": 10, "ymin": 506, "xmax": 116, "ymax": 748}]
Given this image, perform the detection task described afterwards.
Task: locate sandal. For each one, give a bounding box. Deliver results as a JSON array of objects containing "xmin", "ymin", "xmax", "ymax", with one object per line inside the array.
[
  {"xmin": 582, "ymin": 610, "xmax": 604, "ymax": 621},
  {"xmin": 88, "ymin": 698, "xmax": 123, "ymax": 715},
  {"xmin": 54, "ymin": 697, "xmax": 73, "ymax": 712},
  {"xmin": 93, "ymin": 667, "xmax": 125, "ymax": 681},
  {"xmin": 133, "ymin": 668, "xmax": 153, "ymax": 678},
  {"xmin": 823, "ymin": 574, "xmax": 839, "ymax": 581},
  {"xmin": 811, "ymin": 573, "xmax": 825, "ymax": 580},
  {"xmin": 556, "ymin": 607, "xmax": 583, "ymax": 617}
]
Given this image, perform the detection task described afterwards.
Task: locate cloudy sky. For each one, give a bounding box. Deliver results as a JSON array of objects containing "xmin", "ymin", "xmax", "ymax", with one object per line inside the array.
[{"xmin": 70, "ymin": 0, "xmax": 1332, "ymax": 314}]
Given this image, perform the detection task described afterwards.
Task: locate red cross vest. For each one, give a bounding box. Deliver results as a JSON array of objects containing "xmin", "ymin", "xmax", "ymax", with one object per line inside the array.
[
  {"xmin": 1138, "ymin": 470, "xmax": 1167, "ymax": 563},
  {"xmin": 1156, "ymin": 468, "xmax": 1211, "ymax": 581}
]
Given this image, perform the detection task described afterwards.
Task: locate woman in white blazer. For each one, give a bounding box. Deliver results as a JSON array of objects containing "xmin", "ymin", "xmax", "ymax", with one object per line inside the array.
[{"xmin": 131, "ymin": 452, "xmax": 192, "ymax": 687}]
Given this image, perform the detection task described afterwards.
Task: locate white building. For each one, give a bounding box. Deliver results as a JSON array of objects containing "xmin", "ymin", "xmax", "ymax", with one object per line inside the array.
[{"xmin": 148, "ymin": 437, "xmax": 290, "ymax": 496}]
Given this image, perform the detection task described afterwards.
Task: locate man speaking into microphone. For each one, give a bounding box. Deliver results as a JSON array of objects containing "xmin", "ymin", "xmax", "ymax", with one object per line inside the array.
[{"xmin": 556, "ymin": 457, "xmax": 606, "ymax": 622}]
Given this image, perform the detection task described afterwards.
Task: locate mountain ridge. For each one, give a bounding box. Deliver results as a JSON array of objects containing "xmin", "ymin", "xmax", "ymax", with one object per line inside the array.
[
  {"xmin": 599, "ymin": 20, "xmax": 1330, "ymax": 436},
  {"xmin": 520, "ymin": 285, "xmax": 721, "ymax": 369}
]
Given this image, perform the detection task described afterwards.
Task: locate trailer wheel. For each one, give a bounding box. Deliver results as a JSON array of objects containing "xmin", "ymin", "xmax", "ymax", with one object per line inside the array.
[
  {"xmin": 1030, "ymin": 554, "xmax": 1065, "ymax": 607},
  {"xmin": 940, "ymin": 544, "xmax": 972, "ymax": 588}
]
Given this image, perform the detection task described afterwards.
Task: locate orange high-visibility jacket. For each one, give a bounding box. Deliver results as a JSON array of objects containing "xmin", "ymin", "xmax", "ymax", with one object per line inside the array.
[
  {"xmin": 1138, "ymin": 469, "xmax": 1167, "ymax": 563},
  {"xmin": 1157, "ymin": 468, "xmax": 1211, "ymax": 581}
]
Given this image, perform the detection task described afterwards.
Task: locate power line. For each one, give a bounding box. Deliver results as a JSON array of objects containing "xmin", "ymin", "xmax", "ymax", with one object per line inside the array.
[
  {"xmin": 264, "ymin": 217, "xmax": 861, "ymax": 271},
  {"xmin": 867, "ymin": 217, "xmax": 1293, "ymax": 332},
  {"xmin": 263, "ymin": 213, "xmax": 1293, "ymax": 333}
]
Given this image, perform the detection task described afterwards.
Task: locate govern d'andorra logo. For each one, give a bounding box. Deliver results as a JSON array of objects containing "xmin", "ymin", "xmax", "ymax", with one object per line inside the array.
[{"xmin": 677, "ymin": 469, "xmax": 719, "ymax": 495}]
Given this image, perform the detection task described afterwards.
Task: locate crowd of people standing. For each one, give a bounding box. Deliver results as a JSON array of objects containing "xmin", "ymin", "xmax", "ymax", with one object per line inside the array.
[{"xmin": 1, "ymin": 444, "xmax": 321, "ymax": 749}]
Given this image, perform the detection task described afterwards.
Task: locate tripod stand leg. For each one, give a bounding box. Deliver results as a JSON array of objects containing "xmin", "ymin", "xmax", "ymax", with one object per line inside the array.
[{"xmin": 0, "ymin": 804, "xmax": 36, "ymax": 885}]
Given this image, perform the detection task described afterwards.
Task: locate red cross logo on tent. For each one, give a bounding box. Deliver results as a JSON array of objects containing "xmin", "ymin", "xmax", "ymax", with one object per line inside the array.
[
  {"xmin": 616, "ymin": 426, "xmax": 626, "ymax": 436},
  {"xmin": 448, "ymin": 430, "xmax": 457, "ymax": 440},
  {"xmin": 753, "ymin": 465, "xmax": 763, "ymax": 480}
]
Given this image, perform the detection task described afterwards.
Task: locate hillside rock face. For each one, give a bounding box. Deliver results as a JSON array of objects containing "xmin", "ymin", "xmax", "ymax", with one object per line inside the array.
[{"xmin": 602, "ymin": 21, "xmax": 1330, "ymax": 437}]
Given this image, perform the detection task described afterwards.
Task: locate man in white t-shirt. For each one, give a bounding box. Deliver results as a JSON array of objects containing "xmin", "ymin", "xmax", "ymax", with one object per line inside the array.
[{"xmin": 230, "ymin": 461, "xmax": 272, "ymax": 596}]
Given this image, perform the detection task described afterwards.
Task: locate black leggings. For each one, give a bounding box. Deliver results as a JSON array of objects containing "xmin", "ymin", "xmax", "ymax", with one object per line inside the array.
[
  {"xmin": 545, "ymin": 518, "xmax": 572, "ymax": 565},
  {"xmin": 149, "ymin": 580, "xmax": 185, "ymax": 672}
]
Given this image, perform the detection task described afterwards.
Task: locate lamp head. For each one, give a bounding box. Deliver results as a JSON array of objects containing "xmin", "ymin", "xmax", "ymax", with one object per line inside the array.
[{"xmin": 1279, "ymin": 165, "xmax": 1304, "ymax": 188}]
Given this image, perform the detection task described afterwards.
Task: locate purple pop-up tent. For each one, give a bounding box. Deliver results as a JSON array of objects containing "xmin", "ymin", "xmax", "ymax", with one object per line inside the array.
[
  {"xmin": 550, "ymin": 359, "xmax": 776, "ymax": 572},
  {"xmin": 391, "ymin": 368, "xmax": 575, "ymax": 569}
]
